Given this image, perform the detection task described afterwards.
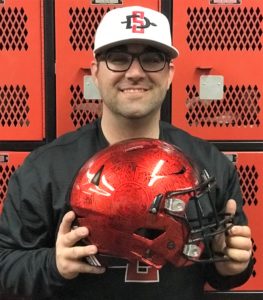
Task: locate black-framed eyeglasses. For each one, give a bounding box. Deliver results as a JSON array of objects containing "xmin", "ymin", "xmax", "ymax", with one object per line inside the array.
[{"xmin": 97, "ymin": 51, "xmax": 170, "ymax": 72}]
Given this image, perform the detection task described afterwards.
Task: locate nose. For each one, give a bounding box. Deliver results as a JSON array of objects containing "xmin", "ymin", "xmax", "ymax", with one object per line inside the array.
[{"xmin": 125, "ymin": 58, "xmax": 146, "ymax": 79}]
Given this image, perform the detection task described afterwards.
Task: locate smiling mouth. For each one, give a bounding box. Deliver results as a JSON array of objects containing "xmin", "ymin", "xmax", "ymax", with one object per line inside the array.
[{"xmin": 121, "ymin": 88, "xmax": 148, "ymax": 93}]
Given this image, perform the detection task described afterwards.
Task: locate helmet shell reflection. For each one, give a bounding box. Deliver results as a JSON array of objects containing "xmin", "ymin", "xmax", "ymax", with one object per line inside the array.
[{"xmin": 70, "ymin": 138, "xmax": 204, "ymax": 269}]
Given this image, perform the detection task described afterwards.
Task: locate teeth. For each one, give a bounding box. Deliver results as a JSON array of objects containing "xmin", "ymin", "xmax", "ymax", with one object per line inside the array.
[{"xmin": 122, "ymin": 89, "xmax": 146, "ymax": 93}]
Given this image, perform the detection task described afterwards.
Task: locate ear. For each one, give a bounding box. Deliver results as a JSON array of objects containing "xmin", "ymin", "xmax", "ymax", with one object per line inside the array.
[
  {"xmin": 167, "ymin": 61, "xmax": 175, "ymax": 89},
  {"xmin": 91, "ymin": 59, "xmax": 99, "ymax": 87}
]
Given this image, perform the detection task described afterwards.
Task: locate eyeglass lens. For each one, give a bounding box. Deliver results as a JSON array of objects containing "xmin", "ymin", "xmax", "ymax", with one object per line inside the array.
[{"xmin": 105, "ymin": 52, "xmax": 167, "ymax": 72}]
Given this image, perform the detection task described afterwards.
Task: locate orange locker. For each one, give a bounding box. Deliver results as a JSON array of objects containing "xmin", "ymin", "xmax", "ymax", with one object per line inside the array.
[
  {"xmin": 205, "ymin": 151, "xmax": 263, "ymax": 294},
  {"xmin": 0, "ymin": 151, "xmax": 29, "ymax": 213},
  {"xmin": 172, "ymin": 0, "xmax": 263, "ymax": 141},
  {"xmin": 0, "ymin": 0, "xmax": 45, "ymax": 141},
  {"xmin": 55, "ymin": 0, "xmax": 161, "ymax": 137},
  {"xmin": 228, "ymin": 152, "xmax": 263, "ymax": 291}
]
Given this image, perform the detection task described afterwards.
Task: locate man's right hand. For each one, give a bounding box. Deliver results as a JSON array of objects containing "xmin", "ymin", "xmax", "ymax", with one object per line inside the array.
[{"xmin": 56, "ymin": 211, "xmax": 106, "ymax": 279}]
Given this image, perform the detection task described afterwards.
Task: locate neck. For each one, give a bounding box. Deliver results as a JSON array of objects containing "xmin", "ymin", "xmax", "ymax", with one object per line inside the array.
[{"xmin": 101, "ymin": 114, "xmax": 160, "ymax": 145}]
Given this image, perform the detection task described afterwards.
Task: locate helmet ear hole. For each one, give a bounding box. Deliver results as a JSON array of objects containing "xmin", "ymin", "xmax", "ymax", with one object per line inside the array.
[{"xmin": 134, "ymin": 228, "xmax": 165, "ymax": 240}]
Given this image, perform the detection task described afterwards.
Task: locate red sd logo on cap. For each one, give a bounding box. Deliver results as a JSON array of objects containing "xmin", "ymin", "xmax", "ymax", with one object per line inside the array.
[{"xmin": 121, "ymin": 11, "xmax": 157, "ymax": 34}]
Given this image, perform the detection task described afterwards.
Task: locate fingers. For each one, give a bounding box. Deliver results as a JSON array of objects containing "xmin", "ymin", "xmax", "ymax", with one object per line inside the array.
[
  {"xmin": 226, "ymin": 225, "xmax": 252, "ymax": 253},
  {"xmin": 57, "ymin": 211, "xmax": 89, "ymax": 248},
  {"xmin": 224, "ymin": 225, "xmax": 252, "ymax": 262},
  {"xmin": 56, "ymin": 211, "xmax": 106, "ymax": 279},
  {"xmin": 64, "ymin": 226, "xmax": 89, "ymax": 248},
  {"xmin": 58, "ymin": 211, "xmax": 91, "ymax": 247},
  {"xmin": 72, "ymin": 261, "xmax": 106, "ymax": 275},
  {"xmin": 214, "ymin": 222, "xmax": 253, "ymax": 276},
  {"xmin": 224, "ymin": 247, "xmax": 252, "ymax": 263},
  {"xmin": 228, "ymin": 225, "xmax": 251, "ymax": 238},
  {"xmin": 69, "ymin": 244, "xmax": 98, "ymax": 260},
  {"xmin": 213, "ymin": 198, "xmax": 253, "ymax": 275},
  {"xmin": 57, "ymin": 211, "xmax": 76, "ymax": 235},
  {"xmin": 56, "ymin": 244, "xmax": 105, "ymax": 279}
]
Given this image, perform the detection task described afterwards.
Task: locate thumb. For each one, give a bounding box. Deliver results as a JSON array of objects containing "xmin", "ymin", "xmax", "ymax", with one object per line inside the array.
[
  {"xmin": 225, "ymin": 199, "xmax": 237, "ymax": 216},
  {"xmin": 212, "ymin": 199, "xmax": 237, "ymax": 254}
]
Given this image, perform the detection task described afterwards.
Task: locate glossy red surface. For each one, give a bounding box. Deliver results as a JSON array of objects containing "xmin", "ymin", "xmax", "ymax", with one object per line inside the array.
[{"xmin": 70, "ymin": 138, "xmax": 201, "ymax": 268}]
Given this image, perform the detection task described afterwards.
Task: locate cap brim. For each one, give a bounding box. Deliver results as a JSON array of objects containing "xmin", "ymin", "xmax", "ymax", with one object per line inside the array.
[{"xmin": 94, "ymin": 39, "xmax": 179, "ymax": 59}]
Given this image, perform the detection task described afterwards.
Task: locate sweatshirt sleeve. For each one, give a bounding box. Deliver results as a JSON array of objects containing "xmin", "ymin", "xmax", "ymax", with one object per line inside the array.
[
  {"xmin": 205, "ymin": 257, "xmax": 254, "ymax": 290},
  {"xmin": 0, "ymin": 158, "xmax": 68, "ymax": 298}
]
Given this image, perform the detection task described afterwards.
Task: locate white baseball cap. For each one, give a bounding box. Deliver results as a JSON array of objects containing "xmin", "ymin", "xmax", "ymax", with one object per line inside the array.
[{"xmin": 93, "ymin": 6, "xmax": 179, "ymax": 58}]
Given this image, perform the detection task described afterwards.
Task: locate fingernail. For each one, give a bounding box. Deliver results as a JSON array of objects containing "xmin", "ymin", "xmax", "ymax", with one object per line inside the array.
[{"xmin": 228, "ymin": 227, "xmax": 235, "ymax": 235}]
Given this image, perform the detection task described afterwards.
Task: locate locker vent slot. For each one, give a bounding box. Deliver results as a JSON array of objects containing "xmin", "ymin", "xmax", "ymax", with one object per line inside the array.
[
  {"xmin": 185, "ymin": 85, "xmax": 261, "ymax": 127},
  {"xmin": 186, "ymin": 7, "xmax": 263, "ymax": 51},
  {"xmin": 0, "ymin": 85, "xmax": 30, "ymax": 127},
  {"xmin": 0, "ymin": 7, "xmax": 28, "ymax": 51},
  {"xmin": 70, "ymin": 85, "xmax": 102, "ymax": 127}
]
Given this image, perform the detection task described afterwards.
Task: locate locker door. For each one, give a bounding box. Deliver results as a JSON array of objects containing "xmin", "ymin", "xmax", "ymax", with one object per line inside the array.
[
  {"xmin": 230, "ymin": 152, "xmax": 263, "ymax": 291},
  {"xmin": 172, "ymin": 0, "xmax": 263, "ymax": 141},
  {"xmin": 0, "ymin": 0, "xmax": 45, "ymax": 141},
  {"xmin": 205, "ymin": 151, "xmax": 263, "ymax": 292}
]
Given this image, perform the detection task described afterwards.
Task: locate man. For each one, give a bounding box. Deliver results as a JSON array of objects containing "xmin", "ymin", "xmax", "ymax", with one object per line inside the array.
[{"xmin": 0, "ymin": 6, "xmax": 253, "ymax": 300}]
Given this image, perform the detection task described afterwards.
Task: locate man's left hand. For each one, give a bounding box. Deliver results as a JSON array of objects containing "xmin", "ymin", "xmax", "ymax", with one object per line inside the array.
[{"xmin": 212, "ymin": 199, "xmax": 252, "ymax": 276}]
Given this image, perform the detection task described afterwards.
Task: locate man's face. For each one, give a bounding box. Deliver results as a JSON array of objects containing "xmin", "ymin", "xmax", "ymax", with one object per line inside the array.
[{"xmin": 91, "ymin": 44, "xmax": 174, "ymax": 121}]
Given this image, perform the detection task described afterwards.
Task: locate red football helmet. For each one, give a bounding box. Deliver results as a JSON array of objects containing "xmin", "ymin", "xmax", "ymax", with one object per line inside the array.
[{"xmin": 70, "ymin": 138, "xmax": 232, "ymax": 269}]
